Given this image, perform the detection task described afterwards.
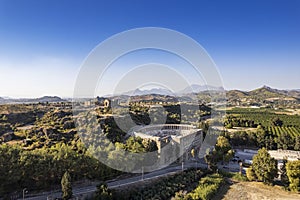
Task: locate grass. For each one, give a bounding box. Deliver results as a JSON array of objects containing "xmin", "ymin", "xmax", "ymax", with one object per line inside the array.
[
  {"xmin": 219, "ymin": 171, "xmax": 248, "ymax": 182},
  {"xmin": 186, "ymin": 173, "xmax": 225, "ymax": 200},
  {"xmin": 231, "ymin": 173, "xmax": 248, "ymax": 182}
]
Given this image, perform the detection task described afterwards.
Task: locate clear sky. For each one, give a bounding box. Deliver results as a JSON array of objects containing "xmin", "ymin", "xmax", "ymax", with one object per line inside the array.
[{"xmin": 0, "ymin": 0, "xmax": 299, "ymax": 97}]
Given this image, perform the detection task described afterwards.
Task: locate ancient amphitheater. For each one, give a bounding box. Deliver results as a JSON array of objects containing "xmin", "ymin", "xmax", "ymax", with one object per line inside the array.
[{"xmin": 131, "ymin": 124, "xmax": 203, "ymax": 163}]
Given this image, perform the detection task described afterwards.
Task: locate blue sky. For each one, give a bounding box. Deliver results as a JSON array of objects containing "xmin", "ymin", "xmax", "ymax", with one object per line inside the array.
[{"xmin": 0, "ymin": 0, "xmax": 299, "ymax": 97}]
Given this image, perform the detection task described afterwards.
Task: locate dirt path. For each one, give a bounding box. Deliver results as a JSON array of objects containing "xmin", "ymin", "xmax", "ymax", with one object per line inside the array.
[{"xmin": 221, "ymin": 181, "xmax": 300, "ymax": 200}]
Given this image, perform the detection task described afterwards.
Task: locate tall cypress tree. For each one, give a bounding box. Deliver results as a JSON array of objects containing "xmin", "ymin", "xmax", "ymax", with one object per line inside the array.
[{"xmin": 61, "ymin": 171, "xmax": 72, "ymax": 199}]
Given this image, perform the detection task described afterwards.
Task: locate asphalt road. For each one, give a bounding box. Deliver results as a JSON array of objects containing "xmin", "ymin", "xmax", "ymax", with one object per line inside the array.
[
  {"xmin": 20, "ymin": 149, "xmax": 255, "ymax": 199},
  {"xmin": 22, "ymin": 161, "xmax": 207, "ymax": 200}
]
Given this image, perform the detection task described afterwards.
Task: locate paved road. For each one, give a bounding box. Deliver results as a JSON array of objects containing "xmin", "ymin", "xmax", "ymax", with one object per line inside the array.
[
  {"xmin": 20, "ymin": 150, "xmax": 251, "ymax": 200},
  {"xmin": 22, "ymin": 161, "xmax": 207, "ymax": 200}
]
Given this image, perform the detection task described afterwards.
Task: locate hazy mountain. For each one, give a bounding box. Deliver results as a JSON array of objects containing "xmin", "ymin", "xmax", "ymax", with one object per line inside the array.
[
  {"xmin": 248, "ymin": 86, "xmax": 287, "ymax": 98},
  {"xmin": 121, "ymin": 84, "xmax": 224, "ymax": 97},
  {"xmin": 226, "ymin": 90, "xmax": 248, "ymax": 99},
  {"xmin": 248, "ymin": 86, "xmax": 300, "ymax": 99},
  {"xmin": 122, "ymin": 88, "xmax": 175, "ymax": 96},
  {"xmin": 121, "ymin": 85, "xmax": 300, "ymax": 104},
  {"xmin": 287, "ymin": 90, "xmax": 300, "ymax": 99},
  {"xmin": 270, "ymin": 88, "xmax": 300, "ymax": 99},
  {"xmin": 120, "ymin": 94, "xmax": 179, "ymax": 103},
  {"xmin": 227, "ymin": 86, "xmax": 291, "ymax": 98},
  {"xmin": 1, "ymin": 86, "xmax": 299, "ymax": 105},
  {"xmin": 225, "ymin": 85, "xmax": 300, "ymax": 106},
  {"xmin": 179, "ymin": 84, "xmax": 224, "ymax": 94},
  {"xmin": 34, "ymin": 96, "xmax": 66, "ymax": 103},
  {"xmin": 0, "ymin": 96, "xmax": 66, "ymax": 104}
]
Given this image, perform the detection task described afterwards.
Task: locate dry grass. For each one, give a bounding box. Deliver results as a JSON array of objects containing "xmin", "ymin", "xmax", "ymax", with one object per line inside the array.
[{"xmin": 221, "ymin": 181, "xmax": 300, "ymax": 200}]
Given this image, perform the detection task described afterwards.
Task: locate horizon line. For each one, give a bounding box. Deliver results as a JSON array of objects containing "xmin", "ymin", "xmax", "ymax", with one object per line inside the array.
[{"xmin": 1, "ymin": 85, "xmax": 300, "ymax": 99}]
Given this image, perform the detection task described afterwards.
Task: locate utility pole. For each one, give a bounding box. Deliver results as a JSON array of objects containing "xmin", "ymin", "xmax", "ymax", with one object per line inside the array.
[
  {"xmin": 239, "ymin": 161, "xmax": 243, "ymax": 174},
  {"xmin": 142, "ymin": 166, "xmax": 144, "ymax": 181},
  {"xmin": 23, "ymin": 188, "xmax": 27, "ymax": 200}
]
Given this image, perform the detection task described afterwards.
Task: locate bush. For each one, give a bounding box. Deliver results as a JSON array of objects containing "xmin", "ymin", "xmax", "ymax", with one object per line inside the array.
[
  {"xmin": 286, "ymin": 160, "xmax": 300, "ymax": 192},
  {"xmin": 232, "ymin": 173, "xmax": 248, "ymax": 182},
  {"xmin": 113, "ymin": 169, "xmax": 207, "ymax": 200},
  {"xmin": 246, "ymin": 167, "xmax": 256, "ymax": 181},
  {"xmin": 185, "ymin": 173, "xmax": 224, "ymax": 200}
]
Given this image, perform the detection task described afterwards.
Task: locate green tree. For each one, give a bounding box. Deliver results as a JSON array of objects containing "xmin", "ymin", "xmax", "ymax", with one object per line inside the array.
[
  {"xmin": 215, "ymin": 136, "xmax": 231, "ymax": 154},
  {"xmin": 142, "ymin": 139, "xmax": 158, "ymax": 152},
  {"xmin": 190, "ymin": 148, "xmax": 195, "ymax": 158},
  {"xmin": 214, "ymin": 136, "xmax": 234, "ymax": 164},
  {"xmin": 272, "ymin": 117, "xmax": 283, "ymax": 127},
  {"xmin": 224, "ymin": 149, "xmax": 235, "ymax": 163},
  {"xmin": 251, "ymin": 148, "xmax": 277, "ymax": 184},
  {"xmin": 0, "ymin": 145, "xmax": 22, "ymax": 194},
  {"xmin": 225, "ymin": 123, "xmax": 233, "ymax": 129},
  {"xmin": 1, "ymin": 115, "xmax": 7, "ymax": 121},
  {"xmin": 246, "ymin": 166, "xmax": 257, "ymax": 181},
  {"xmin": 61, "ymin": 171, "xmax": 72, "ymax": 200},
  {"xmin": 256, "ymin": 127, "xmax": 267, "ymax": 148},
  {"xmin": 204, "ymin": 149, "xmax": 217, "ymax": 171},
  {"xmin": 286, "ymin": 160, "xmax": 300, "ymax": 192},
  {"xmin": 94, "ymin": 182, "xmax": 113, "ymax": 200},
  {"xmin": 198, "ymin": 121, "xmax": 209, "ymax": 137},
  {"xmin": 294, "ymin": 136, "xmax": 300, "ymax": 151},
  {"xmin": 125, "ymin": 136, "xmax": 145, "ymax": 153},
  {"xmin": 277, "ymin": 132, "xmax": 293, "ymax": 150}
]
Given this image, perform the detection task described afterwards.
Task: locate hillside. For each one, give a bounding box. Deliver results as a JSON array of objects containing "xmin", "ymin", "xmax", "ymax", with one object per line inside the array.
[
  {"xmin": 278, "ymin": 89, "xmax": 300, "ymax": 99},
  {"xmin": 226, "ymin": 90, "xmax": 248, "ymax": 100},
  {"xmin": 226, "ymin": 86, "xmax": 299, "ymax": 106},
  {"xmin": 1, "ymin": 86, "xmax": 299, "ymax": 106},
  {"xmin": 128, "ymin": 94, "xmax": 179, "ymax": 103},
  {"xmin": 179, "ymin": 84, "xmax": 224, "ymax": 94},
  {"xmin": 0, "ymin": 96, "xmax": 66, "ymax": 104},
  {"xmin": 128, "ymin": 86, "xmax": 299, "ymax": 106}
]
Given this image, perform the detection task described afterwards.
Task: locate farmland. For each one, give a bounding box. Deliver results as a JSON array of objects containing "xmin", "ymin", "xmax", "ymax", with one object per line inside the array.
[{"xmin": 225, "ymin": 108, "xmax": 300, "ymax": 150}]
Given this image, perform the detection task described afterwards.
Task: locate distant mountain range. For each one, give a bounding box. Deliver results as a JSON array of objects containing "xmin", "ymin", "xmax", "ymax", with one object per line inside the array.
[
  {"xmin": 122, "ymin": 88, "xmax": 175, "ymax": 96},
  {"xmin": 109, "ymin": 85, "xmax": 300, "ymax": 105},
  {"xmin": 1, "ymin": 85, "xmax": 299, "ymax": 105},
  {"xmin": 228, "ymin": 85, "xmax": 300, "ymax": 100},
  {"xmin": 226, "ymin": 85, "xmax": 300, "ymax": 105},
  {"xmin": 0, "ymin": 96, "xmax": 66, "ymax": 104},
  {"xmin": 120, "ymin": 84, "xmax": 224, "ymax": 96},
  {"xmin": 178, "ymin": 84, "xmax": 224, "ymax": 94}
]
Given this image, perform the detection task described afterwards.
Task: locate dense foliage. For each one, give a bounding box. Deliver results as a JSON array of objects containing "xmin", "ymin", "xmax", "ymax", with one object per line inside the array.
[
  {"xmin": 0, "ymin": 143, "xmax": 121, "ymax": 197},
  {"xmin": 0, "ymin": 103, "xmax": 172, "ymax": 197},
  {"xmin": 224, "ymin": 108, "xmax": 300, "ymax": 150},
  {"xmin": 286, "ymin": 160, "xmax": 300, "ymax": 192},
  {"xmin": 1, "ymin": 102, "xmax": 300, "ymax": 198},
  {"xmin": 94, "ymin": 171, "xmax": 224, "ymax": 200},
  {"xmin": 94, "ymin": 182, "xmax": 113, "ymax": 200},
  {"xmin": 176, "ymin": 173, "xmax": 224, "ymax": 200},
  {"xmin": 204, "ymin": 136, "xmax": 234, "ymax": 170},
  {"xmin": 248, "ymin": 148, "xmax": 278, "ymax": 184},
  {"xmin": 109, "ymin": 169, "xmax": 209, "ymax": 200},
  {"xmin": 226, "ymin": 108, "xmax": 300, "ymax": 128},
  {"xmin": 61, "ymin": 171, "xmax": 72, "ymax": 200}
]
